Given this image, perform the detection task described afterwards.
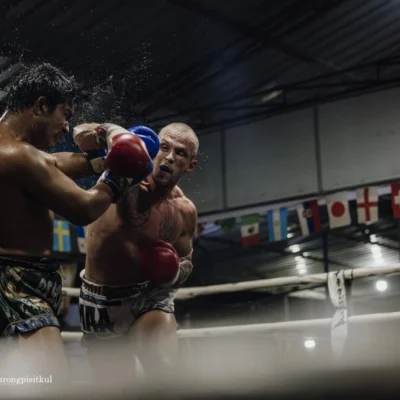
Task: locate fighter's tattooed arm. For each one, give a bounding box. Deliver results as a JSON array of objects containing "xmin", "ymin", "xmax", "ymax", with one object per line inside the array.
[{"xmin": 117, "ymin": 185, "xmax": 151, "ymax": 227}]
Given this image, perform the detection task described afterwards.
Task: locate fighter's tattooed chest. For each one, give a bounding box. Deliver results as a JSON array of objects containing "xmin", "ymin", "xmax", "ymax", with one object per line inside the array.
[
  {"xmin": 118, "ymin": 187, "xmax": 180, "ymax": 242},
  {"xmin": 117, "ymin": 186, "xmax": 151, "ymax": 227},
  {"xmin": 159, "ymin": 201, "xmax": 179, "ymax": 243}
]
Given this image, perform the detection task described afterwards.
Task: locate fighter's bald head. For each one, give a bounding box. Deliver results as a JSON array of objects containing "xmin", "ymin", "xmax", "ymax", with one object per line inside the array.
[{"xmin": 159, "ymin": 122, "xmax": 199, "ymax": 157}]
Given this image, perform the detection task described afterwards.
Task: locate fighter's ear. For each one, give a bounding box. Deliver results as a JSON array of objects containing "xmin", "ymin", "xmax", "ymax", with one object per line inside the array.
[
  {"xmin": 32, "ymin": 96, "xmax": 49, "ymax": 116},
  {"xmin": 185, "ymin": 157, "xmax": 197, "ymax": 174}
]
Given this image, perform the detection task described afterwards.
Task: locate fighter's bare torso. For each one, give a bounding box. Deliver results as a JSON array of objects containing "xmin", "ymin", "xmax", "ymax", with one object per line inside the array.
[
  {"xmin": 0, "ymin": 135, "xmax": 55, "ymax": 256},
  {"xmin": 84, "ymin": 181, "xmax": 193, "ymax": 285}
]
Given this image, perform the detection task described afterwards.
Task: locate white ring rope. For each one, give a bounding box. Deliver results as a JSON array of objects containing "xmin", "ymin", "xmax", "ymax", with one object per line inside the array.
[
  {"xmin": 62, "ymin": 311, "xmax": 400, "ymax": 342},
  {"xmin": 62, "ymin": 264, "xmax": 400, "ymax": 300},
  {"xmin": 61, "ymin": 266, "xmax": 400, "ymax": 344}
]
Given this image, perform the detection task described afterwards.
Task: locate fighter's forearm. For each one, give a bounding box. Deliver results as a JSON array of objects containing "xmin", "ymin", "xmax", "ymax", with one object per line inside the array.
[{"xmin": 53, "ymin": 152, "xmax": 94, "ymax": 179}]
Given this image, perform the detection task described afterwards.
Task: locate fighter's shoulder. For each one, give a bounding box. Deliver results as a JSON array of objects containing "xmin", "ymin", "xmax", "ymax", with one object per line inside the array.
[
  {"xmin": 173, "ymin": 186, "xmax": 197, "ymax": 217},
  {"xmin": 0, "ymin": 141, "xmax": 45, "ymax": 172},
  {"xmin": 0, "ymin": 140, "xmax": 42, "ymax": 166}
]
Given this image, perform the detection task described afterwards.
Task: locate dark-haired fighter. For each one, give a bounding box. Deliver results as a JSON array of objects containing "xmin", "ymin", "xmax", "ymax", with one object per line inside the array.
[{"xmin": 0, "ymin": 63, "xmax": 153, "ymax": 382}]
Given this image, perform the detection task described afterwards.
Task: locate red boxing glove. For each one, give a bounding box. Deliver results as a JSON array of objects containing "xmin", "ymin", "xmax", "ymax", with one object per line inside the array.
[
  {"xmin": 140, "ymin": 240, "xmax": 180, "ymax": 285},
  {"xmin": 93, "ymin": 123, "xmax": 153, "ymax": 180},
  {"xmin": 105, "ymin": 132, "xmax": 153, "ymax": 179}
]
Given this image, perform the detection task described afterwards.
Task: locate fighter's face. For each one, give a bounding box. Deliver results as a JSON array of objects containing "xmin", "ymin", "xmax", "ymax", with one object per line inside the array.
[
  {"xmin": 152, "ymin": 130, "xmax": 197, "ymax": 187},
  {"xmin": 31, "ymin": 98, "xmax": 73, "ymax": 149}
]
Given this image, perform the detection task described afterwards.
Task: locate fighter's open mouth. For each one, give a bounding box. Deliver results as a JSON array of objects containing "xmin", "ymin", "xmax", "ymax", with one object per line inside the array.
[{"xmin": 160, "ymin": 165, "xmax": 172, "ymax": 173}]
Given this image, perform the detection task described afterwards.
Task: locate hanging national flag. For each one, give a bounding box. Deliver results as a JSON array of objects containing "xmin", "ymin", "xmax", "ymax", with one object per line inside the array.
[
  {"xmin": 356, "ymin": 187, "xmax": 378, "ymax": 224},
  {"xmin": 267, "ymin": 208, "xmax": 288, "ymax": 242},
  {"xmin": 216, "ymin": 218, "xmax": 236, "ymax": 234},
  {"xmin": 75, "ymin": 226, "xmax": 87, "ymax": 254},
  {"xmin": 296, "ymin": 200, "xmax": 321, "ymax": 236},
  {"xmin": 326, "ymin": 192, "xmax": 351, "ymax": 229},
  {"xmin": 240, "ymin": 214, "xmax": 260, "ymax": 247},
  {"xmin": 53, "ymin": 219, "xmax": 71, "ymax": 253},
  {"xmin": 391, "ymin": 183, "xmax": 400, "ymax": 219}
]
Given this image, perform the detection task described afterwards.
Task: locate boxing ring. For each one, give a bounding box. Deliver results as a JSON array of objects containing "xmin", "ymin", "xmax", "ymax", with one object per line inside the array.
[
  {"xmin": 4, "ymin": 265, "xmax": 400, "ymax": 400},
  {"xmin": 61, "ymin": 265, "xmax": 400, "ymax": 341}
]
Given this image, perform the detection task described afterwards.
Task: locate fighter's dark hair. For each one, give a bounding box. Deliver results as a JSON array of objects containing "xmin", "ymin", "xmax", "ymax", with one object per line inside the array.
[{"xmin": 4, "ymin": 62, "xmax": 79, "ymax": 113}]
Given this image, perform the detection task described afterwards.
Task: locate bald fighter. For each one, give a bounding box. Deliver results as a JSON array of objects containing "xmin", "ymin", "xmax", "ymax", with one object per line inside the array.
[
  {"xmin": 0, "ymin": 63, "xmax": 154, "ymax": 381},
  {"xmin": 76, "ymin": 122, "xmax": 198, "ymax": 382}
]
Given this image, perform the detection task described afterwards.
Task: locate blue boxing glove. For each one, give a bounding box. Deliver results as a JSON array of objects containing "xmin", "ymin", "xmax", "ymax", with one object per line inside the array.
[{"xmin": 128, "ymin": 125, "xmax": 160, "ymax": 159}]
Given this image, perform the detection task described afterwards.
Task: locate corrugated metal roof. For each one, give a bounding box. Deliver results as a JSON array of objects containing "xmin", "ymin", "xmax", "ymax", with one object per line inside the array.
[{"xmin": 1, "ymin": 0, "xmax": 400, "ymax": 131}]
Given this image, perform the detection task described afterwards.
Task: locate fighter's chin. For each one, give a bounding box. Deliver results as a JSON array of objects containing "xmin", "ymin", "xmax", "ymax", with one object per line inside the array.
[
  {"xmin": 47, "ymin": 135, "xmax": 62, "ymax": 148},
  {"xmin": 154, "ymin": 172, "xmax": 173, "ymax": 186}
]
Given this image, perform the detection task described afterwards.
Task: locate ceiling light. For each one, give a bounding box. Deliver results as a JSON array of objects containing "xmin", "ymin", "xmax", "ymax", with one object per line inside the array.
[
  {"xmin": 260, "ymin": 90, "xmax": 282, "ymax": 103},
  {"xmin": 304, "ymin": 339, "xmax": 315, "ymax": 349}
]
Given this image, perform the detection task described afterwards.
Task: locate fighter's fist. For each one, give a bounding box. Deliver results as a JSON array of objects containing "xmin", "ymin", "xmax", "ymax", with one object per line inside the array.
[
  {"xmin": 103, "ymin": 127, "xmax": 153, "ymax": 181},
  {"xmin": 140, "ymin": 240, "xmax": 180, "ymax": 285},
  {"xmin": 73, "ymin": 123, "xmax": 105, "ymax": 150},
  {"xmin": 73, "ymin": 123, "xmax": 107, "ymax": 174},
  {"xmin": 73, "ymin": 122, "xmax": 154, "ymax": 183}
]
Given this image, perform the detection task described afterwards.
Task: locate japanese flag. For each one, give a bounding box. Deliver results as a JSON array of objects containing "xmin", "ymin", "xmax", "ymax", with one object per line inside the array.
[{"xmin": 326, "ymin": 192, "xmax": 351, "ymax": 229}]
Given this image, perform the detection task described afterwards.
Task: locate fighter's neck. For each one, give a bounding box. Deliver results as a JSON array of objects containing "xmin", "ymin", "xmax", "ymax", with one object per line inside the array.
[
  {"xmin": 0, "ymin": 111, "xmax": 32, "ymax": 144},
  {"xmin": 144, "ymin": 175, "xmax": 175, "ymax": 202}
]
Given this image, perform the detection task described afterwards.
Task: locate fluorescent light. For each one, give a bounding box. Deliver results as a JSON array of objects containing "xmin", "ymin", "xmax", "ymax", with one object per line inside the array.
[
  {"xmin": 261, "ymin": 90, "xmax": 282, "ymax": 103},
  {"xmin": 304, "ymin": 339, "xmax": 315, "ymax": 349}
]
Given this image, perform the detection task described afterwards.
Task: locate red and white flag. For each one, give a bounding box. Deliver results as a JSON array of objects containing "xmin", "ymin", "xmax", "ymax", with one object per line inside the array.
[
  {"xmin": 240, "ymin": 214, "xmax": 260, "ymax": 247},
  {"xmin": 391, "ymin": 183, "xmax": 400, "ymax": 219},
  {"xmin": 326, "ymin": 192, "xmax": 351, "ymax": 229},
  {"xmin": 356, "ymin": 187, "xmax": 378, "ymax": 224}
]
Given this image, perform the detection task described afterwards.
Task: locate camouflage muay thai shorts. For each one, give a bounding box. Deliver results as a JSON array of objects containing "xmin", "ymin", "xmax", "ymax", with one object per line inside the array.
[{"xmin": 0, "ymin": 255, "xmax": 62, "ymax": 338}]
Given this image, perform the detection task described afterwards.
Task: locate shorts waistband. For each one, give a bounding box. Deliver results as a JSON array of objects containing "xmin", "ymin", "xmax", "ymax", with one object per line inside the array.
[
  {"xmin": 0, "ymin": 255, "xmax": 60, "ymax": 273},
  {"xmin": 80, "ymin": 271, "xmax": 151, "ymax": 299}
]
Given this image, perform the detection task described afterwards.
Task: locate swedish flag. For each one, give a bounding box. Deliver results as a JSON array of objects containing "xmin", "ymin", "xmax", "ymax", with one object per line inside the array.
[{"xmin": 53, "ymin": 219, "xmax": 71, "ymax": 252}]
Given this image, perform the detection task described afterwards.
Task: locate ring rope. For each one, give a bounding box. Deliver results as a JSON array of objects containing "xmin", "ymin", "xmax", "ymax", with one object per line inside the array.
[
  {"xmin": 62, "ymin": 264, "xmax": 400, "ymax": 300},
  {"xmin": 62, "ymin": 311, "xmax": 400, "ymax": 341}
]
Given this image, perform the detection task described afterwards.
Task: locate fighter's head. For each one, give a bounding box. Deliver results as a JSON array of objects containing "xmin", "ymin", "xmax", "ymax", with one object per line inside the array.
[
  {"xmin": 3, "ymin": 63, "xmax": 78, "ymax": 149},
  {"xmin": 152, "ymin": 123, "xmax": 198, "ymax": 188}
]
